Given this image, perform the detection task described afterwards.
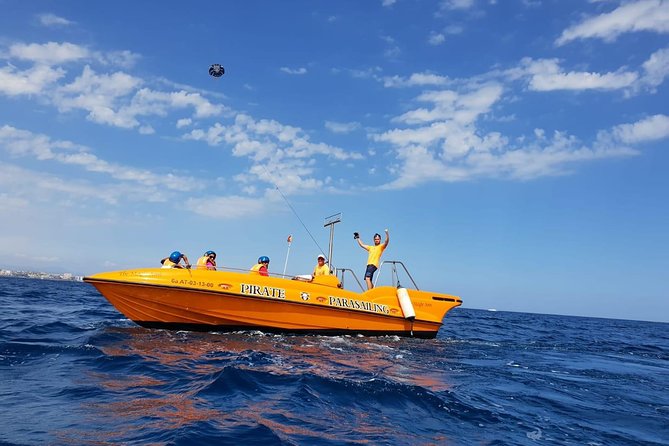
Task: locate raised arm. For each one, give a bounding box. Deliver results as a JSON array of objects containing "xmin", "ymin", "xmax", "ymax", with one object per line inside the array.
[
  {"xmin": 354, "ymin": 231, "xmax": 367, "ymax": 250},
  {"xmin": 383, "ymin": 229, "xmax": 389, "ymax": 248}
]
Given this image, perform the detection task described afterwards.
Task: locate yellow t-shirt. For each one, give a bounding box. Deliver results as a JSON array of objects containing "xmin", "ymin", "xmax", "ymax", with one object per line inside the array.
[
  {"xmin": 313, "ymin": 264, "xmax": 330, "ymax": 276},
  {"xmin": 366, "ymin": 244, "xmax": 386, "ymax": 267}
]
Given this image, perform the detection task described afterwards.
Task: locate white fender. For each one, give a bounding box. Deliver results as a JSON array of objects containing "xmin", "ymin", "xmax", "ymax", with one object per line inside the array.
[{"xmin": 396, "ymin": 287, "xmax": 416, "ymax": 320}]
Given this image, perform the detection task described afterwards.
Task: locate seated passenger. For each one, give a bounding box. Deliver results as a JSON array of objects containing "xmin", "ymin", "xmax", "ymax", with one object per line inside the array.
[
  {"xmin": 312, "ymin": 254, "xmax": 330, "ymax": 278},
  {"xmin": 160, "ymin": 251, "xmax": 191, "ymax": 269},
  {"xmin": 250, "ymin": 256, "xmax": 270, "ymax": 276},
  {"xmin": 196, "ymin": 250, "xmax": 217, "ymax": 270}
]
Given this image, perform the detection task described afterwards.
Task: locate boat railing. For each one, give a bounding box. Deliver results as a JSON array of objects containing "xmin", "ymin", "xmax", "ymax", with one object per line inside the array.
[
  {"xmin": 334, "ymin": 268, "xmax": 366, "ymax": 291},
  {"xmin": 188, "ymin": 263, "xmax": 417, "ymax": 292},
  {"xmin": 373, "ymin": 260, "xmax": 420, "ymax": 290}
]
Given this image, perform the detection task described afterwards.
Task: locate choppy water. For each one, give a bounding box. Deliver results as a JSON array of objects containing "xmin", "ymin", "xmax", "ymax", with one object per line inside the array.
[{"xmin": 1, "ymin": 277, "xmax": 667, "ymax": 445}]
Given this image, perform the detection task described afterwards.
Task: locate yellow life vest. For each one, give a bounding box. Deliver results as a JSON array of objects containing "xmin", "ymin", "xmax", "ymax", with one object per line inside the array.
[
  {"xmin": 161, "ymin": 259, "xmax": 177, "ymax": 269},
  {"xmin": 250, "ymin": 264, "xmax": 268, "ymax": 276},
  {"xmin": 196, "ymin": 256, "xmax": 209, "ymax": 270}
]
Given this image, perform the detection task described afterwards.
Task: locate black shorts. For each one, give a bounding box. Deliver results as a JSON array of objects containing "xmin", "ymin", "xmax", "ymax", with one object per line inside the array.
[{"xmin": 364, "ymin": 264, "xmax": 377, "ymax": 279}]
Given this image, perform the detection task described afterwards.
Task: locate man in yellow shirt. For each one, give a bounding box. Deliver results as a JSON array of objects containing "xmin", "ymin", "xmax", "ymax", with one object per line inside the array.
[
  {"xmin": 355, "ymin": 229, "xmax": 389, "ymax": 290},
  {"xmin": 312, "ymin": 254, "xmax": 330, "ymax": 278}
]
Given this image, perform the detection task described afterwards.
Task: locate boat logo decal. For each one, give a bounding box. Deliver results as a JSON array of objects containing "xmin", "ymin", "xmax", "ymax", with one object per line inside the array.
[
  {"xmin": 218, "ymin": 283, "xmax": 232, "ymax": 290},
  {"xmin": 240, "ymin": 283, "xmax": 286, "ymax": 299},
  {"xmin": 300, "ymin": 292, "xmax": 309, "ymax": 301},
  {"xmin": 316, "ymin": 296, "xmax": 326, "ymax": 303},
  {"xmin": 328, "ymin": 296, "xmax": 390, "ymax": 315}
]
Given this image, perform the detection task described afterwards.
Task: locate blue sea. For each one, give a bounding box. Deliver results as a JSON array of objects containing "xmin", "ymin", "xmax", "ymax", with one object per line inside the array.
[{"xmin": 1, "ymin": 277, "xmax": 667, "ymax": 446}]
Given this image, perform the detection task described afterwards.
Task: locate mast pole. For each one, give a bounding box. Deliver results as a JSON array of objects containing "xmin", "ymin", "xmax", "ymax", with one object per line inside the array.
[{"xmin": 323, "ymin": 213, "xmax": 342, "ymax": 273}]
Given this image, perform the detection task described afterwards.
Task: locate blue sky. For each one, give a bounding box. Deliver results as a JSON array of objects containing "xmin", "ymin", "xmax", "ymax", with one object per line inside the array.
[{"xmin": 1, "ymin": 0, "xmax": 667, "ymax": 322}]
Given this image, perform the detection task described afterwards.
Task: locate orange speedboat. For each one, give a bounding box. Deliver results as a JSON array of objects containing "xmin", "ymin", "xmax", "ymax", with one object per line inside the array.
[{"xmin": 84, "ymin": 263, "xmax": 462, "ymax": 338}]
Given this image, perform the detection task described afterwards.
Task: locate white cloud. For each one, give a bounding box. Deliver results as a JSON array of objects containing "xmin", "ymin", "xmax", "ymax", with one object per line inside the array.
[
  {"xmin": 189, "ymin": 113, "xmax": 362, "ymax": 161},
  {"xmin": 184, "ymin": 113, "xmax": 362, "ymax": 194},
  {"xmin": 0, "ymin": 162, "xmax": 179, "ymax": 208},
  {"xmin": 380, "ymin": 35, "xmax": 401, "ymax": 59},
  {"xmin": 607, "ymin": 114, "xmax": 669, "ymax": 143},
  {"xmin": 130, "ymin": 88, "xmax": 225, "ymax": 119},
  {"xmin": 97, "ymin": 50, "xmax": 141, "ymax": 69},
  {"xmin": 177, "ymin": 118, "xmax": 193, "ymax": 128},
  {"xmin": 53, "ymin": 65, "xmax": 143, "ymax": 128},
  {"xmin": 0, "ymin": 125, "xmax": 199, "ymax": 192},
  {"xmin": 556, "ymin": 0, "xmax": 669, "ymax": 45},
  {"xmin": 428, "ymin": 32, "xmax": 446, "ymax": 45},
  {"xmin": 391, "ymin": 83, "xmax": 503, "ymax": 125},
  {"xmin": 138, "ymin": 125, "xmax": 155, "ymax": 135},
  {"xmin": 519, "ymin": 58, "xmax": 638, "ymax": 91},
  {"xmin": 380, "ymin": 128, "xmax": 639, "ymax": 189},
  {"xmin": 9, "ymin": 41, "xmax": 89, "ymax": 64},
  {"xmin": 50, "ymin": 66, "xmax": 224, "ymax": 129},
  {"xmin": 371, "ymin": 81, "xmax": 660, "ymax": 189},
  {"xmin": 185, "ymin": 195, "xmax": 275, "ymax": 219},
  {"xmin": 440, "ymin": 0, "xmax": 476, "ymax": 10},
  {"xmin": 0, "ymin": 192, "xmax": 29, "ymax": 211},
  {"xmin": 0, "ymin": 63, "xmax": 65, "ymax": 96},
  {"xmin": 641, "ymin": 46, "xmax": 669, "ymax": 88},
  {"xmin": 382, "ymin": 0, "xmax": 397, "ymax": 6},
  {"xmin": 0, "ymin": 41, "xmax": 223, "ymax": 134},
  {"xmin": 280, "ymin": 67, "xmax": 307, "ymax": 75},
  {"xmin": 0, "ymin": 163, "xmax": 122, "ymax": 205},
  {"xmin": 38, "ymin": 13, "xmax": 74, "ymax": 27},
  {"xmin": 325, "ymin": 121, "xmax": 361, "ymax": 133},
  {"xmin": 383, "ymin": 72, "xmax": 450, "ymax": 87}
]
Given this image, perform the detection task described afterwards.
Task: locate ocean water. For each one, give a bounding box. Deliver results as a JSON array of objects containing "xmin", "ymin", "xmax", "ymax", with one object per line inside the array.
[{"xmin": 0, "ymin": 277, "xmax": 667, "ymax": 446}]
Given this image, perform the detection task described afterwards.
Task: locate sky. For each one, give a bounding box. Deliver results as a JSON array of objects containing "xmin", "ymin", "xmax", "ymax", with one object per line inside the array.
[{"xmin": 0, "ymin": 0, "xmax": 667, "ymax": 322}]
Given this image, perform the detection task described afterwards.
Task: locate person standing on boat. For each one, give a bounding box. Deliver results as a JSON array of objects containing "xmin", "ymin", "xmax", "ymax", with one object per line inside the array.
[
  {"xmin": 250, "ymin": 256, "xmax": 270, "ymax": 276},
  {"xmin": 355, "ymin": 229, "xmax": 389, "ymax": 290},
  {"xmin": 160, "ymin": 251, "xmax": 191, "ymax": 269},
  {"xmin": 312, "ymin": 254, "xmax": 330, "ymax": 277},
  {"xmin": 196, "ymin": 251, "xmax": 217, "ymax": 270}
]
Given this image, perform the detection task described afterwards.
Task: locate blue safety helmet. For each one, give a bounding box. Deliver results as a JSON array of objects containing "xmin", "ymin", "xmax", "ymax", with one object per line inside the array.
[
  {"xmin": 169, "ymin": 251, "xmax": 183, "ymax": 263},
  {"xmin": 258, "ymin": 256, "xmax": 270, "ymax": 264},
  {"xmin": 205, "ymin": 250, "xmax": 216, "ymax": 258}
]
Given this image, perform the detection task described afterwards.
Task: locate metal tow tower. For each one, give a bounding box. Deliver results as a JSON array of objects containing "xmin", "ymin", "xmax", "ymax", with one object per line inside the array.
[{"xmin": 324, "ymin": 212, "xmax": 342, "ymax": 272}]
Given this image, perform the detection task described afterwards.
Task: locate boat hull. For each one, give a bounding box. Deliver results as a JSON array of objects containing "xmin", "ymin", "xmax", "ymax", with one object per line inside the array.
[{"xmin": 84, "ymin": 268, "xmax": 462, "ymax": 338}]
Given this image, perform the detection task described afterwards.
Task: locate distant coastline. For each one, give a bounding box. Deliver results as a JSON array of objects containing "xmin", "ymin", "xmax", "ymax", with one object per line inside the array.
[{"xmin": 0, "ymin": 269, "xmax": 83, "ymax": 282}]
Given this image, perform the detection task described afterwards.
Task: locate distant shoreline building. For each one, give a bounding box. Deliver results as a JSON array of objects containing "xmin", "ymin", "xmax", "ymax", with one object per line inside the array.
[{"xmin": 0, "ymin": 269, "xmax": 83, "ymax": 282}]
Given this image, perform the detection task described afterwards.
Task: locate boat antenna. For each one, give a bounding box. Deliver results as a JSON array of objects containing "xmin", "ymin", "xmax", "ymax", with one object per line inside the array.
[{"xmin": 259, "ymin": 163, "xmax": 326, "ymax": 256}]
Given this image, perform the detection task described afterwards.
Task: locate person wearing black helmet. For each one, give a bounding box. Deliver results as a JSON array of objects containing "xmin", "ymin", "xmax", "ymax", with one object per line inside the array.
[
  {"xmin": 250, "ymin": 256, "xmax": 270, "ymax": 276},
  {"xmin": 196, "ymin": 250, "xmax": 217, "ymax": 270},
  {"xmin": 160, "ymin": 251, "xmax": 191, "ymax": 269},
  {"xmin": 354, "ymin": 229, "xmax": 389, "ymax": 289}
]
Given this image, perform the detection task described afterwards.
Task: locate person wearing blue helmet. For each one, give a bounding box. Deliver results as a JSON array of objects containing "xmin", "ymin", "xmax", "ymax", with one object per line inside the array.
[
  {"xmin": 160, "ymin": 251, "xmax": 191, "ymax": 269},
  {"xmin": 250, "ymin": 256, "xmax": 270, "ymax": 276},
  {"xmin": 196, "ymin": 250, "xmax": 217, "ymax": 270}
]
